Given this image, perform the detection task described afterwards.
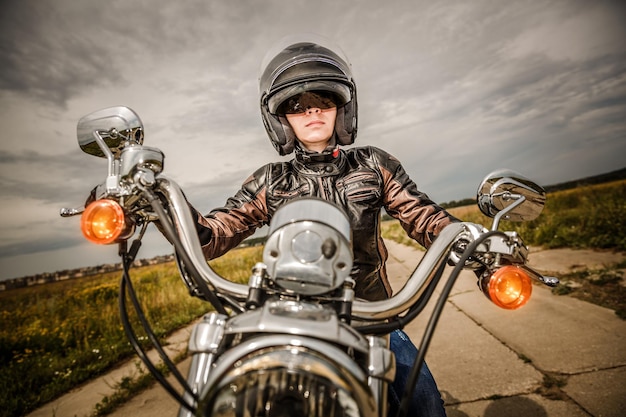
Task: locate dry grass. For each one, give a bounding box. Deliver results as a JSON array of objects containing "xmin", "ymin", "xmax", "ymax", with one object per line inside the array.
[{"xmin": 0, "ymin": 246, "xmax": 262, "ymax": 417}]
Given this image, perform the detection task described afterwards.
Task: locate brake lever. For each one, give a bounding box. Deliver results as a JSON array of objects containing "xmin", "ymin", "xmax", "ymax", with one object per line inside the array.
[{"xmin": 519, "ymin": 264, "xmax": 560, "ymax": 287}]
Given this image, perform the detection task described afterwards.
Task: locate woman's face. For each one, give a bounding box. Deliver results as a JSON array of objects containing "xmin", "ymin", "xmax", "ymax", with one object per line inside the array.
[
  {"xmin": 282, "ymin": 92, "xmax": 337, "ymax": 152},
  {"xmin": 286, "ymin": 107, "xmax": 337, "ymax": 152}
]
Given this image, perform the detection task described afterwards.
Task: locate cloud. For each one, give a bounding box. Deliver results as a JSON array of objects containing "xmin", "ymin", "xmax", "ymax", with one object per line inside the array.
[
  {"xmin": 0, "ymin": 0, "xmax": 625, "ymax": 280},
  {"xmin": 0, "ymin": 1, "xmax": 124, "ymax": 107},
  {"xmin": 504, "ymin": 1, "xmax": 626, "ymax": 62},
  {"xmin": 0, "ymin": 149, "xmax": 105, "ymax": 203},
  {"xmin": 0, "ymin": 229, "xmax": 82, "ymax": 258}
]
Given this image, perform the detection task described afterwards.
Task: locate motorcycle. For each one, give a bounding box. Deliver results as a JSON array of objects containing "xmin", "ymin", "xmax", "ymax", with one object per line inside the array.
[{"xmin": 61, "ymin": 106, "xmax": 559, "ymax": 417}]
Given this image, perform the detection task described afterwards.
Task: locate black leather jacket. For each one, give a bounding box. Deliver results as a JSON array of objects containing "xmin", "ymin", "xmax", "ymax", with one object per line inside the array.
[{"xmin": 191, "ymin": 145, "xmax": 457, "ymax": 301}]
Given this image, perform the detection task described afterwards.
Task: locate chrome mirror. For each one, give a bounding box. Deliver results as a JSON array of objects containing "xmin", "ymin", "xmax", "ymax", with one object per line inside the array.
[
  {"xmin": 477, "ymin": 169, "xmax": 546, "ymax": 229},
  {"xmin": 77, "ymin": 106, "xmax": 144, "ymax": 158}
]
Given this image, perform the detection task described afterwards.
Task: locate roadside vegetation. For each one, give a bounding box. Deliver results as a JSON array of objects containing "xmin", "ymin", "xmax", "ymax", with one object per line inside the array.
[
  {"xmin": 383, "ymin": 179, "xmax": 626, "ymax": 318},
  {"xmin": 453, "ymin": 179, "xmax": 626, "ymax": 319},
  {"xmin": 2, "ymin": 180, "xmax": 624, "ymax": 417},
  {"xmin": 449, "ymin": 179, "xmax": 626, "ymax": 251},
  {"xmin": 0, "ymin": 246, "xmax": 262, "ymax": 417},
  {"xmin": 383, "ymin": 180, "xmax": 626, "ymax": 251}
]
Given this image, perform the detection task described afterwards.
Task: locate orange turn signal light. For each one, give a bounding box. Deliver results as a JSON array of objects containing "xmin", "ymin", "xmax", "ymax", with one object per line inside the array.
[
  {"xmin": 81, "ymin": 199, "xmax": 126, "ymax": 244},
  {"xmin": 485, "ymin": 265, "xmax": 532, "ymax": 310}
]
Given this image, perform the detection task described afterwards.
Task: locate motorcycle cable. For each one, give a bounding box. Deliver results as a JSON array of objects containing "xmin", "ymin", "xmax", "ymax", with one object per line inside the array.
[
  {"xmin": 141, "ymin": 185, "xmax": 228, "ymax": 315},
  {"xmin": 395, "ymin": 230, "xmax": 505, "ymax": 417},
  {"xmin": 173, "ymin": 253, "xmax": 246, "ymax": 314},
  {"xmin": 118, "ymin": 240, "xmax": 199, "ymax": 414},
  {"xmin": 353, "ymin": 260, "xmax": 446, "ymax": 336}
]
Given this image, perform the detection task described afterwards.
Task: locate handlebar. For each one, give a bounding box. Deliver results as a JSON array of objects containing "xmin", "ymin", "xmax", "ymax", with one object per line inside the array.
[
  {"xmin": 154, "ymin": 175, "xmax": 250, "ymax": 301},
  {"xmin": 149, "ymin": 173, "xmax": 499, "ymax": 320},
  {"xmin": 66, "ymin": 155, "xmax": 541, "ymax": 322},
  {"xmin": 351, "ymin": 223, "xmax": 465, "ymax": 319}
]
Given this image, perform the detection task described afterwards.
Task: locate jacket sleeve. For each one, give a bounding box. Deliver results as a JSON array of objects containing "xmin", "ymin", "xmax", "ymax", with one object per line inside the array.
[
  {"xmin": 372, "ymin": 147, "xmax": 459, "ymax": 248},
  {"xmin": 190, "ymin": 165, "xmax": 270, "ymax": 260}
]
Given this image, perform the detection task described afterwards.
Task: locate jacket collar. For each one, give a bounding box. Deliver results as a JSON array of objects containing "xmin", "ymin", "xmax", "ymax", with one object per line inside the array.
[{"xmin": 293, "ymin": 142, "xmax": 346, "ymax": 176}]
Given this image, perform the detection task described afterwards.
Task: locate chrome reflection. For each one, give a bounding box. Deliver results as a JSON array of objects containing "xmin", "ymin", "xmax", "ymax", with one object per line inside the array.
[{"xmin": 200, "ymin": 336, "xmax": 376, "ymax": 417}]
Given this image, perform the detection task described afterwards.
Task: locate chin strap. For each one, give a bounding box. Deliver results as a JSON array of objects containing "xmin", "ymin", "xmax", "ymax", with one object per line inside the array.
[
  {"xmin": 295, "ymin": 142, "xmax": 340, "ymax": 163},
  {"xmin": 293, "ymin": 144, "xmax": 345, "ymax": 176}
]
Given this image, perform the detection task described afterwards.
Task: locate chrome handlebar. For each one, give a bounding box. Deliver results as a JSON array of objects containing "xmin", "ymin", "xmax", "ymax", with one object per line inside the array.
[
  {"xmin": 65, "ymin": 141, "xmax": 536, "ymax": 322},
  {"xmin": 146, "ymin": 172, "xmax": 526, "ymax": 320},
  {"xmin": 154, "ymin": 176, "xmax": 250, "ymax": 300}
]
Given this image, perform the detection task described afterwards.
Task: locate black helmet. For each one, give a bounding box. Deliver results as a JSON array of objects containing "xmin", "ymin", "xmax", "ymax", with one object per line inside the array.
[{"xmin": 259, "ymin": 38, "xmax": 357, "ymax": 155}]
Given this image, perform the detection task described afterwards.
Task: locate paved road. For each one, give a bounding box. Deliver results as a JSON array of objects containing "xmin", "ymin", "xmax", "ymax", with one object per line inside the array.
[
  {"xmin": 385, "ymin": 241, "xmax": 626, "ymax": 417},
  {"xmin": 28, "ymin": 242, "xmax": 626, "ymax": 417}
]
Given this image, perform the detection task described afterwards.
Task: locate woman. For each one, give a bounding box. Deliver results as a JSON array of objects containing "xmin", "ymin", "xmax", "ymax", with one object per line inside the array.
[{"xmin": 190, "ymin": 38, "xmax": 454, "ymax": 416}]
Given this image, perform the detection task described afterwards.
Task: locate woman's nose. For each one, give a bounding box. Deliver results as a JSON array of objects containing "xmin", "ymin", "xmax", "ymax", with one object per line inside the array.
[{"xmin": 305, "ymin": 107, "xmax": 321, "ymax": 114}]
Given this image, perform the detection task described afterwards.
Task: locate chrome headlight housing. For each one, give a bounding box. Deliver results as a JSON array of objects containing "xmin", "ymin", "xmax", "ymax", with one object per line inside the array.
[
  {"xmin": 263, "ymin": 198, "xmax": 353, "ymax": 295},
  {"xmin": 199, "ymin": 335, "xmax": 375, "ymax": 417}
]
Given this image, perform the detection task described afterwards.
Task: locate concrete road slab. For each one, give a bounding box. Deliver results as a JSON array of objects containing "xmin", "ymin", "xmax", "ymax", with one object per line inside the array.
[
  {"xmin": 445, "ymin": 393, "xmax": 590, "ymax": 417},
  {"xmin": 527, "ymin": 247, "xmax": 626, "ymax": 274},
  {"xmin": 386, "ymin": 241, "xmax": 544, "ymax": 404},
  {"xmin": 564, "ymin": 366, "xmax": 626, "ymax": 417},
  {"xmin": 449, "ymin": 281, "xmax": 626, "ymax": 374},
  {"xmin": 402, "ymin": 306, "xmax": 544, "ymax": 403},
  {"xmin": 107, "ymin": 359, "xmax": 192, "ymax": 417}
]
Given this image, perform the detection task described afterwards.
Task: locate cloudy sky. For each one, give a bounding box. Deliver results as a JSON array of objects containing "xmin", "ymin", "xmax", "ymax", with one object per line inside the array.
[{"xmin": 1, "ymin": 0, "xmax": 625, "ymax": 281}]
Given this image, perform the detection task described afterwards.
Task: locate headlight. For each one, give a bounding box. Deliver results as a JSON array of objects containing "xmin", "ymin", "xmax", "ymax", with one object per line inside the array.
[
  {"xmin": 263, "ymin": 198, "xmax": 353, "ymax": 295},
  {"xmin": 199, "ymin": 336, "xmax": 375, "ymax": 417}
]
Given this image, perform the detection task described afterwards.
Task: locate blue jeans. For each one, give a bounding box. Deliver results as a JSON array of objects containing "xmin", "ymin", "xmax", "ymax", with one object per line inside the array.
[{"xmin": 388, "ymin": 330, "xmax": 447, "ymax": 417}]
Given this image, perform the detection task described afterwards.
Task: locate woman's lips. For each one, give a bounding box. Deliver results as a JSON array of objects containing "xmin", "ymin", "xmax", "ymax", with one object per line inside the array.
[{"xmin": 306, "ymin": 120, "xmax": 324, "ymax": 127}]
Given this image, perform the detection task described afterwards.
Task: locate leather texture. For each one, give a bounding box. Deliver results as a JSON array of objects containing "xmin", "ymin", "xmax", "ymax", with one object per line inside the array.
[{"xmin": 191, "ymin": 145, "xmax": 458, "ymax": 301}]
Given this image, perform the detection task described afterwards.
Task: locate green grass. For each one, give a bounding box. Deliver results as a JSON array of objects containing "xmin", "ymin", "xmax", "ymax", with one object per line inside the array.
[
  {"xmin": 445, "ymin": 180, "xmax": 626, "ymax": 250},
  {"xmin": 0, "ymin": 246, "xmax": 262, "ymax": 417},
  {"xmin": 382, "ymin": 180, "xmax": 626, "ymax": 252},
  {"xmin": 380, "ymin": 220, "xmax": 425, "ymax": 250}
]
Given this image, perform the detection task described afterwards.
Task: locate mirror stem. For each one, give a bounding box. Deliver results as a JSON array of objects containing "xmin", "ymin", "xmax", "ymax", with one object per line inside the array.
[
  {"xmin": 491, "ymin": 195, "xmax": 526, "ymax": 230},
  {"xmin": 92, "ymin": 130, "xmax": 120, "ymax": 193}
]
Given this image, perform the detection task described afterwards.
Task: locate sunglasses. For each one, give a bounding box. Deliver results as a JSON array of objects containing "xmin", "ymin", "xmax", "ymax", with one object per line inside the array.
[{"xmin": 278, "ymin": 91, "xmax": 338, "ymax": 115}]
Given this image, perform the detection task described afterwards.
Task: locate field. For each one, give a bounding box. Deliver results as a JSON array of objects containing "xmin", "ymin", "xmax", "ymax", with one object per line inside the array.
[
  {"xmin": 382, "ymin": 179, "xmax": 626, "ymax": 251},
  {"xmin": 2, "ymin": 180, "xmax": 625, "ymax": 417},
  {"xmin": 387, "ymin": 180, "xmax": 626, "ymax": 319},
  {"xmin": 454, "ymin": 180, "xmax": 626, "ymax": 251},
  {"xmin": 0, "ymin": 246, "xmax": 263, "ymax": 417}
]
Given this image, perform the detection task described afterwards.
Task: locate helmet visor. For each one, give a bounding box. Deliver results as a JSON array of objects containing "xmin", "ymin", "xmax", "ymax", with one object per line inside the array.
[
  {"xmin": 277, "ymin": 91, "xmax": 337, "ymax": 115},
  {"xmin": 268, "ymin": 80, "xmax": 351, "ymax": 115}
]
